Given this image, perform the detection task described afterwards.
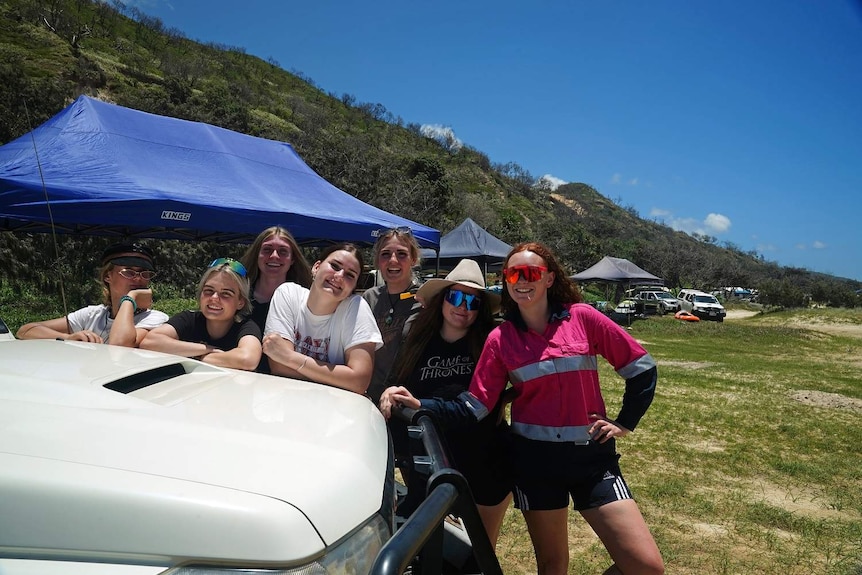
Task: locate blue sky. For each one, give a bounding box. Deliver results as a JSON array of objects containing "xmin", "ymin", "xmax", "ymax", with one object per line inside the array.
[{"xmin": 131, "ymin": 1, "xmax": 862, "ymax": 281}]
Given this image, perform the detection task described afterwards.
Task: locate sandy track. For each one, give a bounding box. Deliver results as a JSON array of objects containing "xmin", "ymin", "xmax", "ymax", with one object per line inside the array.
[{"xmin": 725, "ymin": 308, "xmax": 862, "ymax": 338}]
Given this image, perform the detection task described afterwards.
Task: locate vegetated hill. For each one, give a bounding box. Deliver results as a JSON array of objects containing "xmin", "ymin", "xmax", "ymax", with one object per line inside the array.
[{"xmin": 0, "ymin": 0, "xmax": 859, "ymax": 308}]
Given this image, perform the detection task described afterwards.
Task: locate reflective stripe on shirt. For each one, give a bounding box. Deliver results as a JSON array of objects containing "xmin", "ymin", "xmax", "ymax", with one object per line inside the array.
[
  {"xmin": 509, "ymin": 355, "xmax": 598, "ymax": 384},
  {"xmin": 459, "ymin": 391, "xmax": 490, "ymax": 421},
  {"xmin": 511, "ymin": 421, "xmax": 593, "ymax": 443},
  {"xmin": 619, "ymin": 353, "xmax": 657, "ymax": 379}
]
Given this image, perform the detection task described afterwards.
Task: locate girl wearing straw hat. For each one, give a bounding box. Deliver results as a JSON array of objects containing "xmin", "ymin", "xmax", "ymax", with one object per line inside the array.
[{"xmin": 379, "ymin": 259, "xmax": 512, "ymax": 545}]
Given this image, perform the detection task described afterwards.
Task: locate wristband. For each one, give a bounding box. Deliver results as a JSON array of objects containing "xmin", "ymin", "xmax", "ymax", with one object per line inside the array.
[
  {"xmin": 118, "ymin": 295, "xmax": 137, "ymax": 313},
  {"xmin": 297, "ymin": 357, "xmax": 309, "ymax": 372}
]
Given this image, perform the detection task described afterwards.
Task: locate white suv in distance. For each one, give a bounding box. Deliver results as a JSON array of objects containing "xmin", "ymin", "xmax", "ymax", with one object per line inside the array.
[
  {"xmin": 632, "ymin": 290, "xmax": 681, "ymax": 315},
  {"xmin": 0, "ymin": 339, "xmax": 395, "ymax": 575},
  {"xmin": 677, "ymin": 289, "xmax": 727, "ymax": 322}
]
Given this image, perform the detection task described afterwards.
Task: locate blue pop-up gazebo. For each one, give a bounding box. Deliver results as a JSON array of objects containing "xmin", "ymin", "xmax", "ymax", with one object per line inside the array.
[{"xmin": 0, "ymin": 96, "xmax": 439, "ymax": 248}]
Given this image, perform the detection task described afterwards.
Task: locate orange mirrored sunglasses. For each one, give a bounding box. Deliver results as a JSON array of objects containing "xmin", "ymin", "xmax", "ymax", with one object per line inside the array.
[{"xmin": 502, "ymin": 265, "xmax": 547, "ymax": 284}]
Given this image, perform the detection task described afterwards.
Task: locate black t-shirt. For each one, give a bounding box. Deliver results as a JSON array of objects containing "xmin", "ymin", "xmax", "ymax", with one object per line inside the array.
[
  {"xmin": 250, "ymin": 296, "xmax": 270, "ymax": 334},
  {"xmin": 167, "ymin": 310, "xmax": 261, "ymax": 351},
  {"xmin": 391, "ymin": 333, "xmax": 504, "ymax": 470},
  {"xmin": 249, "ymin": 294, "xmax": 272, "ymax": 373}
]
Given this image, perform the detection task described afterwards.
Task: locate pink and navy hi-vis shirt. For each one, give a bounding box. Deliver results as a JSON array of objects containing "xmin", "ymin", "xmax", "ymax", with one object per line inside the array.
[{"xmin": 457, "ymin": 303, "xmax": 657, "ymax": 442}]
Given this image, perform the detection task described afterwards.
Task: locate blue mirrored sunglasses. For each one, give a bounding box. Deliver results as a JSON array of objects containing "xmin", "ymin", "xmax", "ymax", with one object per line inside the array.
[
  {"xmin": 444, "ymin": 288, "xmax": 482, "ymax": 311},
  {"xmin": 209, "ymin": 257, "xmax": 248, "ymax": 278}
]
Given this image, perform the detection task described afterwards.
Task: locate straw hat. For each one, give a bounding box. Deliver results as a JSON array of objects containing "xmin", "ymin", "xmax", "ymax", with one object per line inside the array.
[{"xmin": 417, "ymin": 259, "xmax": 501, "ymax": 314}]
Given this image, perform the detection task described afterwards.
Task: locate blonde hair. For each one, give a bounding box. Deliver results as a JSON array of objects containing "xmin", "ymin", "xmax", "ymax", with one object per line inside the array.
[
  {"xmin": 372, "ymin": 228, "xmax": 421, "ymax": 266},
  {"xmin": 196, "ymin": 264, "xmax": 252, "ymax": 322},
  {"xmin": 98, "ymin": 262, "xmax": 114, "ymax": 307}
]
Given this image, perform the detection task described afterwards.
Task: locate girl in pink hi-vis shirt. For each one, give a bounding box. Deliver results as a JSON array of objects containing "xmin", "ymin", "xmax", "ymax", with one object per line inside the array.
[{"xmin": 385, "ymin": 242, "xmax": 664, "ymax": 575}]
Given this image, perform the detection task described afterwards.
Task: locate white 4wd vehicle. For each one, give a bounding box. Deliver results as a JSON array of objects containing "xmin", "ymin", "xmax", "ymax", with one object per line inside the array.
[
  {"xmin": 632, "ymin": 290, "xmax": 681, "ymax": 315},
  {"xmin": 677, "ymin": 289, "xmax": 726, "ymax": 322},
  {"xmin": 0, "ymin": 340, "xmax": 499, "ymax": 575}
]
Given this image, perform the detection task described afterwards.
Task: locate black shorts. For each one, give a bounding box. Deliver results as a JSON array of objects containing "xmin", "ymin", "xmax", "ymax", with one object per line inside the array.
[
  {"xmin": 457, "ymin": 448, "xmax": 513, "ymax": 506},
  {"xmin": 510, "ymin": 434, "xmax": 633, "ymax": 511},
  {"xmin": 392, "ymin": 420, "xmax": 513, "ymax": 507}
]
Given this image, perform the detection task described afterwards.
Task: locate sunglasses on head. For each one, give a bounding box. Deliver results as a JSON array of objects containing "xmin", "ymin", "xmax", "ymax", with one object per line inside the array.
[
  {"xmin": 502, "ymin": 265, "xmax": 547, "ymax": 284},
  {"xmin": 209, "ymin": 257, "xmax": 248, "ymax": 278},
  {"xmin": 375, "ymin": 226, "xmax": 413, "ymax": 238},
  {"xmin": 118, "ymin": 268, "xmax": 156, "ymax": 280},
  {"xmin": 444, "ymin": 288, "xmax": 483, "ymax": 311}
]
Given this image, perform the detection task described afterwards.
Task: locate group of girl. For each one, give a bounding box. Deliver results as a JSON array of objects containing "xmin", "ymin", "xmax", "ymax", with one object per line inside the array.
[
  {"xmin": 18, "ymin": 229, "xmax": 384, "ymax": 395},
  {"xmin": 363, "ymin": 228, "xmax": 663, "ymax": 575},
  {"xmin": 18, "ymin": 228, "xmax": 664, "ymax": 574},
  {"xmin": 144, "ymin": 230, "xmax": 383, "ymax": 393}
]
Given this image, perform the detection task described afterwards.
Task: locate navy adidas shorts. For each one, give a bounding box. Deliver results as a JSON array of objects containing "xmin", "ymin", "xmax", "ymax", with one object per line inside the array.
[{"xmin": 510, "ymin": 434, "xmax": 633, "ymax": 511}]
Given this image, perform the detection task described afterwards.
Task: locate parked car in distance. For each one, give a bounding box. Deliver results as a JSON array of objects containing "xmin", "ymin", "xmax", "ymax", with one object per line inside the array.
[
  {"xmin": 677, "ymin": 289, "xmax": 727, "ymax": 322},
  {"xmin": 632, "ymin": 290, "xmax": 681, "ymax": 315}
]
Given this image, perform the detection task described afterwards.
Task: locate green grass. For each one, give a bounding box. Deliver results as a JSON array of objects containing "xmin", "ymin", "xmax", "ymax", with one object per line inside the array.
[{"xmin": 496, "ymin": 310, "xmax": 862, "ymax": 575}]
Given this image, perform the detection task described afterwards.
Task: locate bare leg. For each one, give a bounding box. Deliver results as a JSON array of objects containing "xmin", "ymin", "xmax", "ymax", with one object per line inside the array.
[
  {"xmin": 580, "ymin": 499, "xmax": 664, "ymax": 575},
  {"xmin": 476, "ymin": 493, "xmax": 512, "ymax": 546},
  {"xmin": 522, "ymin": 508, "xmax": 569, "ymax": 575}
]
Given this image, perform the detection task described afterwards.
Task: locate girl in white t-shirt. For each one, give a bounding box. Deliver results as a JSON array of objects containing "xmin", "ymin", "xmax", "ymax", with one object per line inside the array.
[
  {"xmin": 16, "ymin": 242, "xmax": 167, "ymax": 346},
  {"xmin": 263, "ymin": 243, "xmax": 383, "ymax": 394}
]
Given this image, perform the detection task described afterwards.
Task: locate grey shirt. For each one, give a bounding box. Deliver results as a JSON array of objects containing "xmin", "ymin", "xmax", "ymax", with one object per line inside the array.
[{"xmin": 362, "ymin": 284, "xmax": 422, "ymax": 403}]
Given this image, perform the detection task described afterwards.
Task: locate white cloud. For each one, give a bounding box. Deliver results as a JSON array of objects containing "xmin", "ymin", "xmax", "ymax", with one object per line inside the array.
[
  {"xmin": 704, "ymin": 213, "xmax": 731, "ymax": 234},
  {"xmin": 757, "ymin": 243, "xmax": 777, "ymax": 252},
  {"xmin": 419, "ymin": 124, "xmax": 462, "ymax": 152},
  {"xmin": 669, "ymin": 217, "xmax": 701, "ymax": 234},
  {"xmin": 667, "ymin": 212, "xmax": 733, "ymax": 237},
  {"xmin": 650, "ymin": 208, "xmax": 671, "ymax": 218},
  {"xmin": 537, "ymin": 174, "xmax": 567, "ymax": 190},
  {"xmin": 610, "ymin": 173, "xmax": 639, "ymax": 186},
  {"xmin": 796, "ymin": 241, "xmax": 827, "ymax": 250}
]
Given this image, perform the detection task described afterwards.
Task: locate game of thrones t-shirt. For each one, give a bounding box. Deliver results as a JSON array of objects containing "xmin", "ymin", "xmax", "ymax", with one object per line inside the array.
[
  {"xmin": 403, "ymin": 332, "xmax": 475, "ymax": 401},
  {"xmin": 393, "ymin": 332, "xmax": 505, "ymax": 470}
]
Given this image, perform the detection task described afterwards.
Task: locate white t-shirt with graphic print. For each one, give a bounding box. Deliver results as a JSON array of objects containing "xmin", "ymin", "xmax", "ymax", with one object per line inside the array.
[{"xmin": 265, "ymin": 282, "xmax": 382, "ymax": 364}]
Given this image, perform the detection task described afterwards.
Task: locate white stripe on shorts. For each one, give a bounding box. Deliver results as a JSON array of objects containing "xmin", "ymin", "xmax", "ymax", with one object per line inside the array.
[
  {"xmin": 612, "ymin": 475, "xmax": 632, "ymax": 501},
  {"xmin": 514, "ymin": 485, "xmax": 530, "ymax": 510}
]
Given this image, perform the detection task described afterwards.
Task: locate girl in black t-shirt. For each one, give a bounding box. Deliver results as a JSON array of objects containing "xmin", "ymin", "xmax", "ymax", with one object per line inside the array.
[
  {"xmin": 240, "ymin": 226, "xmax": 313, "ymax": 373},
  {"xmin": 379, "ymin": 259, "xmax": 512, "ymax": 546},
  {"xmin": 141, "ymin": 258, "xmax": 262, "ymax": 370}
]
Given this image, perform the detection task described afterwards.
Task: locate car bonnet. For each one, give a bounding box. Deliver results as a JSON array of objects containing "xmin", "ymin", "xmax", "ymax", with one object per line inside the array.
[{"xmin": 0, "ymin": 340, "xmax": 389, "ymax": 564}]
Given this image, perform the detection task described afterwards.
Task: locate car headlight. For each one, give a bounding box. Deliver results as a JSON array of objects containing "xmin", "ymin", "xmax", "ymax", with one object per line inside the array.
[{"xmin": 162, "ymin": 514, "xmax": 390, "ymax": 575}]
